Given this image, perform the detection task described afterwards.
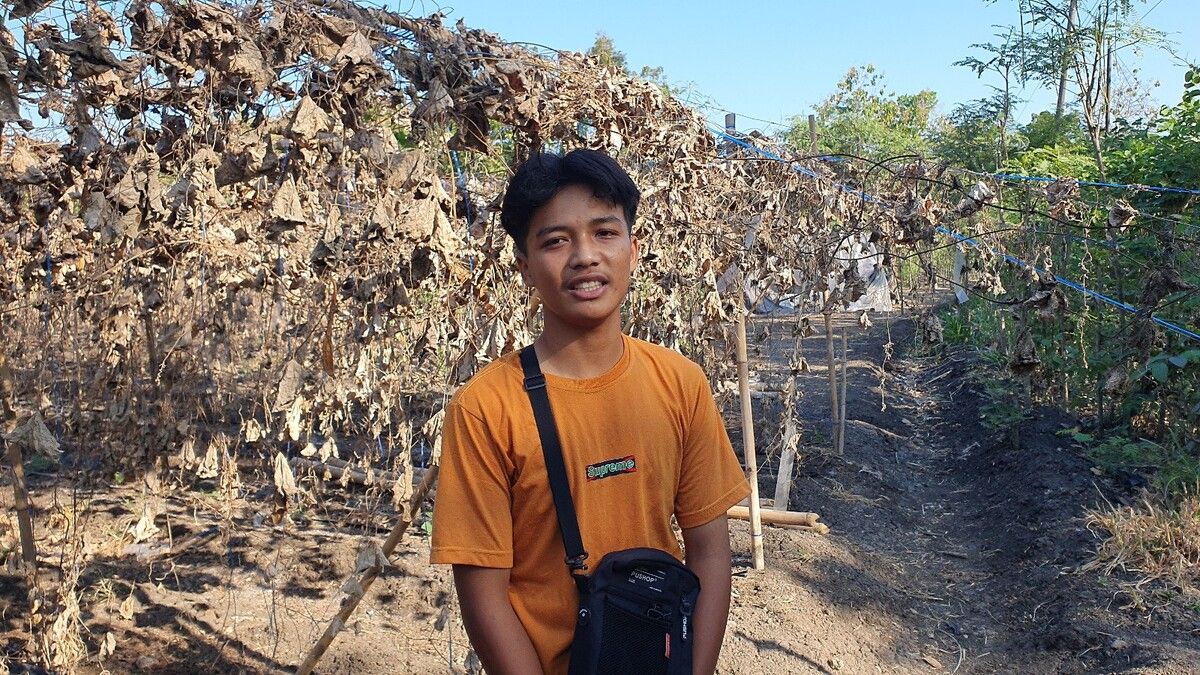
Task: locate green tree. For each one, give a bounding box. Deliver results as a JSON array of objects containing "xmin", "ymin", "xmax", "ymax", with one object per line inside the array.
[
  {"xmin": 586, "ymin": 32, "xmax": 628, "ymax": 71},
  {"xmin": 1023, "ymin": 110, "xmax": 1087, "ymax": 148},
  {"xmin": 785, "ymin": 65, "xmax": 937, "ymax": 159},
  {"xmin": 954, "ymin": 27, "xmax": 1023, "ymax": 168},
  {"xmin": 584, "ymin": 33, "xmax": 678, "ymax": 97},
  {"xmin": 1106, "ymin": 67, "xmax": 1200, "ymax": 201},
  {"xmin": 1000, "ymin": 109, "xmax": 1097, "ymax": 178},
  {"xmin": 932, "ymin": 94, "xmax": 1026, "ymax": 172},
  {"xmin": 1003, "ymin": 142, "xmax": 1101, "ymax": 179},
  {"xmin": 989, "ymin": 0, "xmax": 1166, "ymax": 175}
]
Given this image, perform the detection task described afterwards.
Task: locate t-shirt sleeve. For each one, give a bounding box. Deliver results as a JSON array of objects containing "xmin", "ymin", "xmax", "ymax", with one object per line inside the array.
[
  {"xmin": 429, "ymin": 399, "xmax": 515, "ymax": 568},
  {"xmin": 674, "ymin": 366, "xmax": 751, "ymax": 529}
]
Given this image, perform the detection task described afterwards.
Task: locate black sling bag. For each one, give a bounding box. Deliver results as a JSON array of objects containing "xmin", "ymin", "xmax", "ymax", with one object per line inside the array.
[{"xmin": 519, "ymin": 346, "xmax": 700, "ymax": 675}]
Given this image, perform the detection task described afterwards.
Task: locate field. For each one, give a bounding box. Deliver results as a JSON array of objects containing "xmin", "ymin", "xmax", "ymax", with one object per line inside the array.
[
  {"xmin": 5, "ymin": 310, "xmax": 1199, "ymax": 673},
  {"xmin": 2, "ymin": 0, "xmax": 1199, "ymax": 673}
]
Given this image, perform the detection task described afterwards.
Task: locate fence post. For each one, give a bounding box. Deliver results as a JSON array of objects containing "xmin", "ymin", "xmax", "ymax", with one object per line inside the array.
[
  {"xmin": 4, "ymin": 438, "xmax": 37, "ymax": 572},
  {"xmin": 824, "ymin": 312, "xmax": 841, "ymax": 455},
  {"xmin": 726, "ymin": 110, "xmax": 764, "ymax": 569},
  {"xmin": 735, "ymin": 312, "xmax": 765, "ymax": 570}
]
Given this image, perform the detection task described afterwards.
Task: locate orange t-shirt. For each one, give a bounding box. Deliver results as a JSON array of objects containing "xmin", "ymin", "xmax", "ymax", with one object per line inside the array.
[{"xmin": 430, "ymin": 335, "xmax": 750, "ymax": 674}]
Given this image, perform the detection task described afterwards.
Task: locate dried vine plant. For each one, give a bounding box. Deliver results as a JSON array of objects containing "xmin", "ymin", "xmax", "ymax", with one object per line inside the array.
[{"xmin": 1, "ymin": 0, "xmax": 990, "ymax": 474}]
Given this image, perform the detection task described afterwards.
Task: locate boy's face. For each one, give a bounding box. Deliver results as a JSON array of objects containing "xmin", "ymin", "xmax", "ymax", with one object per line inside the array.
[{"xmin": 517, "ymin": 183, "xmax": 639, "ymax": 334}]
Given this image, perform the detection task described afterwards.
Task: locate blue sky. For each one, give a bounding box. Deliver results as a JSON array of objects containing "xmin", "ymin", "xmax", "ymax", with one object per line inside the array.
[{"xmin": 427, "ymin": 0, "xmax": 1200, "ymax": 134}]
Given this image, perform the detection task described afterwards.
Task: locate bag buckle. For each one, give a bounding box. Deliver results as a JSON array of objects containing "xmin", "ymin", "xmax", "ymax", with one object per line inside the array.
[
  {"xmin": 524, "ymin": 373, "xmax": 547, "ymax": 391},
  {"xmin": 565, "ymin": 553, "xmax": 589, "ymax": 573}
]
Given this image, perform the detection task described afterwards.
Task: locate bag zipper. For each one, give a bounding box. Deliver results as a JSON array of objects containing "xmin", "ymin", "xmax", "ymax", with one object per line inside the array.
[{"xmin": 680, "ymin": 597, "xmax": 693, "ymax": 643}]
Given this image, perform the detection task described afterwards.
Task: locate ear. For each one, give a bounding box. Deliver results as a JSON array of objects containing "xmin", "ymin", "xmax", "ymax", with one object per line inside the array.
[
  {"xmin": 515, "ymin": 250, "xmax": 532, "ymax": 286},
  {"xmin": 629, "ymin": 235, "xmax": 640, "ymax": 275}
]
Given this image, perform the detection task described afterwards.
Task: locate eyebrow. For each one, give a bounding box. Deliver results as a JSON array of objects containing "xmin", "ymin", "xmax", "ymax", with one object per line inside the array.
[{"xmin": 533, "ymin": 215, "xmax": 624, "ymax": 239}]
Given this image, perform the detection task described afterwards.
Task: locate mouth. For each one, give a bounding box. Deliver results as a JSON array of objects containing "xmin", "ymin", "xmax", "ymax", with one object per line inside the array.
[{"xmin": 567, "ymin": 277, "xmax": 608, "ymax": 299}]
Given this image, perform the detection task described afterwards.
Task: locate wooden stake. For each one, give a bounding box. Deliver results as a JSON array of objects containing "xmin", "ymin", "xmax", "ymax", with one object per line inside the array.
[
  {"xmin": 772, "ymin": 415, "xmax": 798, "ymax": 511},
  {"xmin": 772, "ymin": 331, "xmax": 802, "ymax": 511},
  {"xmin": 824, "ymin": 313, "xmax": 840, "ymax": 455},
  {"xmin": 839, "ymin": 331, "xmax": 849, "ymax": 455},
  {"xmin": 3, "ymin": 438, "xmax": 37, "ymax": 572},
  {"xmin": 144, "ymin": 312, "xmax": 159, "ymax": 390},
  {"xmin": 734, "ymin": 313, "xmax": 765, "ymax": 571},
  {"xmin": 727, "ymin": 505, "xmax": 828, "ymax": 534},
  {"xmin": 296, "ymin": 464, "xmax": 439, "ymax": 675}
]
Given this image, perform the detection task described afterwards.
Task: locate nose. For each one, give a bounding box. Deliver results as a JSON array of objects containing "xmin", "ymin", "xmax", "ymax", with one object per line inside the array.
[{"xmin": 568, "ymin": 238, "xmax": 600, "ymax": 269}]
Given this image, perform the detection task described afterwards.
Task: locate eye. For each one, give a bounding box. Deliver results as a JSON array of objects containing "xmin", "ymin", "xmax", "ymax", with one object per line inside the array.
[{"xmin": 542, "ymin": 236, "xmax": 567, "ymax": 249}]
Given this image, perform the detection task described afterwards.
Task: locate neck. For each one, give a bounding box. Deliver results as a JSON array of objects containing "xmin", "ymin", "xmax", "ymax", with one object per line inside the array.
[{"xmin": 534, "ymin": 315, "xmax": 625, "ymax": 380}]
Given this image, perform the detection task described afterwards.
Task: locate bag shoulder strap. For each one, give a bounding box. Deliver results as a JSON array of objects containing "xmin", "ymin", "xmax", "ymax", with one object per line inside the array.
[{"xmin": 518, "ymin": 345, "xmax": 589, "ymax": 574}]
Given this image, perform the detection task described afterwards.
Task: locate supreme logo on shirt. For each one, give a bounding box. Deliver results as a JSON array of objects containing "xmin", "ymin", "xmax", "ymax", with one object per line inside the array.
[{"xmin": 585, "ymin": 455, "xmax": 637, "ymax": 481}]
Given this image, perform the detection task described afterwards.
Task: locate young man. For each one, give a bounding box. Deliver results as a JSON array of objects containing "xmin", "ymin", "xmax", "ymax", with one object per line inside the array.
[{"xmin": 430, "ymin": 149, "xmax": 749, "ymax": 674}]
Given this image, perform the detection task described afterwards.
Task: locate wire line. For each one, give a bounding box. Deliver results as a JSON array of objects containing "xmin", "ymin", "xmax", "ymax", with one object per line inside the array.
[{"xmin": 710, "ymin": 126, "xmax": 1200, "ymax": 344}]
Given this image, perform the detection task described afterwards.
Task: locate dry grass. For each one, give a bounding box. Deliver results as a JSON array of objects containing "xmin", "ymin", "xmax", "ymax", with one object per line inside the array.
[
  {"xmin": 824, "ymin": 478, "xmax": 887, "ymax": 506},
  {"xmin": 1085, "ymin": 492, "xmax": 1200, "ymax": 592}
]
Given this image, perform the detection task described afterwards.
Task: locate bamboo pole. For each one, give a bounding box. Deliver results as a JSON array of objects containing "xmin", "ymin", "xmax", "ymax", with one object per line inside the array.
[
  {"xmin": 838, "ymin": 331, "xmax": 849, "ymax": 455},
  {"xmin": 3, "ymin": 438, "xmax": 37, "ymax": 571},
  {"xmin": 824, "ymin": 313, "xmax": 840, "ymax": 455},
  {"xmin": 734, "ymin": 313, "xmax": 765, "ymax": 570},
  {"xmin": 727, "ymin": 505, "xmax": 828, "ymax": 534},
  {"xmin": 295, "ymin": 464, "xmax": 439, "ymax": 675}
]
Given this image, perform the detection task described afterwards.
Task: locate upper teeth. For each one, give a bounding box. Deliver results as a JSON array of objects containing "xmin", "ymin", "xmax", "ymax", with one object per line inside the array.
[{"xmin": 575, "ymin": 281, "xmax": 602, "ymax": 291}]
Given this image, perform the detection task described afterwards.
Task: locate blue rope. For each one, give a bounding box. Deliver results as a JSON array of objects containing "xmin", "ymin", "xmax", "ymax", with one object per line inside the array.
[
  {"xmin": 708, "ymin": 98, "xmax": 1199, "ymax": 196},
  {"xmin": 985, "ymin": 172, "xmax": 1200, "ymax": 196},
  {"xmin": 709, "ymin": 117, "xmax": 1199, "ymax": 195},
  {"xmin": 936, "ymin": 226, "xmax": 1200, "ymax": 343},
  {"xmin": 450, "ymin": 150, "xmax": 473, "ymax": 224},
  {"xmin": 708, "ymin": 125, "xmax": 1200, "ymax": 344},
  {"xmin": 709, "ymin": 125, "xmax": 885, "ymax": 204},
  {"xmin": 816, "ymin": 155, "xmax": 1200, "ymax": 229}
]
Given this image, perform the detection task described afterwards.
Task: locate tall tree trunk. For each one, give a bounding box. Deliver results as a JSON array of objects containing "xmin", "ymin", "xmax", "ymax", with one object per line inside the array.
[
  {"xmin": 1070, "ymin": 11, "xmax": 1107, "ymax": 178},
  {"xmin": 999, "ymin": 66, "xmax": 1011, "ymax": 170},
  {"xmin": 1055, "ymin": 0, "xmax": 1079, "ymax": 120},
  {"xmin": 1087, "ymin": 127, "xmax": 1106, "ymax": 177},
  {"xmin": 1104, "ymin": 39, "xmax": 1113, "ymax": 132}
]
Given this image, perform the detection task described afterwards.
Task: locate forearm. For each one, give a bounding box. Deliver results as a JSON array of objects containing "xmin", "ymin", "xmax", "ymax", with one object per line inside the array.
[
  {"xmin": 682, "ymin": 517, "xmax": 734, "ymax": 675},
  {"xmin": 461, "ymin": 602, "xmax": 541, "ymax": 675},
  {"xmin": 453, "ymin": 566, "xmax": 543, "ymax": 675},
  {"xmin": 687, "ymin": 549, "xmax": 733, "ymax": 675}
]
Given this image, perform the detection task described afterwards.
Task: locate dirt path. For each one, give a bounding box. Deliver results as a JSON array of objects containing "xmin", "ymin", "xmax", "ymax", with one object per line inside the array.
[
  {"xmin": 3, "ymin": 310, "xmax": 1199, "ymax": 674},
  {"xmin": 719, "ymin": 312, "xmax": 1200, "ymax": 674}
]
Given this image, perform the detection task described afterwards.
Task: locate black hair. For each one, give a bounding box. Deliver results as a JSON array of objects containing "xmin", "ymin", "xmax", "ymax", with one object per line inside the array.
[{"xmin": 500, "ymin": 149, "xmax": 640, "ymax": 253}]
